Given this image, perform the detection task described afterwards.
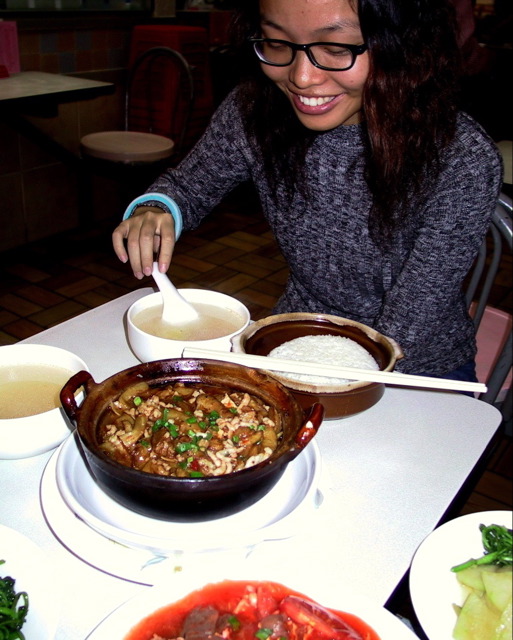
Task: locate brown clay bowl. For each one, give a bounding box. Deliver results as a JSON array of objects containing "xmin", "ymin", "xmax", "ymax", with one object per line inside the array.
[
  {"xmin": 60, "ymin": 358, "xmax": 324, "ymax": 522},
  {"xmin": 231, "ymin": 313, "xmax": 403, "ymax": 420}
]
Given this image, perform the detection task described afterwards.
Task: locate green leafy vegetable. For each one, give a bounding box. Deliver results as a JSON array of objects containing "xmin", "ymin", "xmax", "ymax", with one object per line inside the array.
[
  {"xmin": 227, "ymin": 615, "xmax": 240, "ymax": 631},
  {"xmin": 451, "ymin": 524, "xmax": 513, "ymax": 572},
  {"xmin": 0, "ymin": 560, "xmax": 29, "ymax": 640}
]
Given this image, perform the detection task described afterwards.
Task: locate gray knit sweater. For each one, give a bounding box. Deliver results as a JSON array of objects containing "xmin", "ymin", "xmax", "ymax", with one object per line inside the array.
[{"xmin": 149, "ymin": 89, "xmax": 503, "ymax": 375}]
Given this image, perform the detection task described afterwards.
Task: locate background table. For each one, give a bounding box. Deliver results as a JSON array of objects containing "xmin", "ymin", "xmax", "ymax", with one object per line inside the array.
[
  {"xmin": 0, "ymin": 289, "xmax": 503, "ymax": 639},
  {"xmin": 0, "ymin": 71, "xmax": 113, "ymax": 105},
  {"xmin": 0, "ymin": 70, "xmax": 115, "ymax": 169}
]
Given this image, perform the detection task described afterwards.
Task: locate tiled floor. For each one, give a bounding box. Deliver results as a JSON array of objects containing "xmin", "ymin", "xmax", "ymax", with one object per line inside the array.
[
  {"xmin": 0, "ymin": 185, "xmax": 511, "ymax": 632},
  {"xmin": 0, "ymin": 187, "xmax": 288, "ymax": 344}
]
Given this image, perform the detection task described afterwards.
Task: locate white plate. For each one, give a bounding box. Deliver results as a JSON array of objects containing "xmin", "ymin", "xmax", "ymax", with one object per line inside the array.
[
  {"xmin": 41, "ymin": 437, "xmax": 324, "ymax": 584},
  {"xmin": 409, "ymin": 509, "xmax": 513, "ymax": 640},
  {"xmin": 55, "ymin": 432, "xmax": 322, "ymax": 555},
  {"xmin": 0, "ymin": 524, "xmax": 61, "ymax": 640},
  {"xmin": 41, "ymin": 447, "xmax": 173, "ymax": 585},
  {"xmin": 87, "ymin": 568, "xmax": 420, "ymax": 640}
]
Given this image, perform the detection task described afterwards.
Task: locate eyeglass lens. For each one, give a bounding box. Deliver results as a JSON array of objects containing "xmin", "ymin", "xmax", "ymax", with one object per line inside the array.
[{"xmin": 254, "ymin": 40, "xmax": 357, "ymax": 70}]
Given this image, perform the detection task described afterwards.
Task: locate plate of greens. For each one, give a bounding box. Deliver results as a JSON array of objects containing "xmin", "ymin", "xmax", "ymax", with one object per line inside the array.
[
  {"xmin": 409, "ymin": 510, "xmax": 512, "ymax": 640},
  {"xmin": 0, "ymin": 524, "xmax": 60, "ymax": 640}
]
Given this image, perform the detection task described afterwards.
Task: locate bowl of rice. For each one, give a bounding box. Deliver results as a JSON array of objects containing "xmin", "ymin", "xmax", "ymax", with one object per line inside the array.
[{"xmin": 231, "ymin": 313, "xmax": 403, "ymax": 420}]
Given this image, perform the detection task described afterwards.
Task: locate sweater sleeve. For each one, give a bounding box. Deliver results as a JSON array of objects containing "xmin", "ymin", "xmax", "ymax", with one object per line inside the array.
[
  {"xmin": 374, "ymin": 116, "xmax": 503, "ymax": 373},
  {"xmin": 146, "ymin": 89, "xmax": 255, "ymax": 230}
]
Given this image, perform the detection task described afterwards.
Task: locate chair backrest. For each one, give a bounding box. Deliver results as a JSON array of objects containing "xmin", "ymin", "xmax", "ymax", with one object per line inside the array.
[
  {"xmin": 465, "ymin": 192, "xmax": 512, "ymax": 408},
  {"xmin": 466, "ymin": 192, "xmax": 513, "ymax": 326},
  {"xmin": 125, "ymin": 46, "xmax": 195, "ymax": 160}
]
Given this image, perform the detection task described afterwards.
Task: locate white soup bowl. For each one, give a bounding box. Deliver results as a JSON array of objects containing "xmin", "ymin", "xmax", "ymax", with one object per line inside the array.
[
  {"xmin": 127, "ymin": 289, "xmax": 250, "ymax": 362},
  {"xmin": 0, "ymin": 344, "xmax": 88, "ymax": 459}
]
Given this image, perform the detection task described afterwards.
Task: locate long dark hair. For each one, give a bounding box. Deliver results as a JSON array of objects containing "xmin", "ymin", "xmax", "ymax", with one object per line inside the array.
[{"xmin": 230, "ymin": 0, "xmax": 462, "ymax": 242}]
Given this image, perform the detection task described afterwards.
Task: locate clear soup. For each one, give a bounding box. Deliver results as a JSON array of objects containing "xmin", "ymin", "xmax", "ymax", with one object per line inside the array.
[
  {"xmin": 0, "ymin": 364, "xmax": 74, "ymax": 419},
  {"xmin": 133, "ymin": 302, "xmax": 245, "ymax": 341}
]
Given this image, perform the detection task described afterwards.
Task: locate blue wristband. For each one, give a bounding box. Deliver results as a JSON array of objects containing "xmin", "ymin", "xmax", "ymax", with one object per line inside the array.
[{"xmin": 123, "ymin": 193, "xmax": 183, "ymax": 240}]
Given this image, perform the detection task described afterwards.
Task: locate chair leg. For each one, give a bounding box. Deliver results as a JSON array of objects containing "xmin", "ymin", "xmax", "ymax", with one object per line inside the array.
[{"xmin": 501, "ymin": 387, "xmax": 512, "ymax": 437}]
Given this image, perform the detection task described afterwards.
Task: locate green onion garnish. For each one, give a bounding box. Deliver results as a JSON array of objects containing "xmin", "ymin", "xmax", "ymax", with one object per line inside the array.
[{"xmin": 228, "ymin": 615, "xmax": 240, "ymax": 630}]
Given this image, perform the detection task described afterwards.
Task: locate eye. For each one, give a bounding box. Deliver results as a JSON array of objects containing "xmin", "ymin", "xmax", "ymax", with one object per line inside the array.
[
  {"xmin": 319, "ymin": 44, "xmax": 352, "ymax": 57},
  {"xmin": 265, "ymin": 40, "xmax": 288, "ymax": 51}
]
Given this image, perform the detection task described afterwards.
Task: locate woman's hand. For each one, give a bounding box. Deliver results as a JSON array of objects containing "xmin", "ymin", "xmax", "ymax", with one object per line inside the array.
[{"xmin": 112, "ymin": 206, "xmax": 176, "ymax": 279}]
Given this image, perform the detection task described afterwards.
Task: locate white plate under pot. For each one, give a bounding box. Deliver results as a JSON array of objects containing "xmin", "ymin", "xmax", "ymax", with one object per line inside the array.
[{"xmin": 54, "ymin": 432, "xmax": 323, "ymax": 555}]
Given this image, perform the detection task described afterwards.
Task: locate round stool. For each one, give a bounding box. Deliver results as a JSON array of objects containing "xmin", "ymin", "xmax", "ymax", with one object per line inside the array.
[{"xmin": 80, "ymin": 131, "xmax": 174, "ymax": 164}]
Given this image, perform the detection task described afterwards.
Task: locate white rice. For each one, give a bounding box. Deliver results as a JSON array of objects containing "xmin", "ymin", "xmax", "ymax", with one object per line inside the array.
[{"xmin": 268, "ymin": 334, "xmax": 379, "ymax": 385}]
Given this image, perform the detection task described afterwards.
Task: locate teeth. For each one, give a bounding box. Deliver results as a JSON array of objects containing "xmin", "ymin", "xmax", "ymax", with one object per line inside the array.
[{"xmin": 298, "ymin": 95, "xmax": 334, "ymax": 106}]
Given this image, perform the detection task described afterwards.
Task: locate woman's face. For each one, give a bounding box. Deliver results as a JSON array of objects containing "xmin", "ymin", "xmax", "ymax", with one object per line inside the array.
[{"xmin": 257, "ymin": 0, "xmax": 368, "ymax": 131}]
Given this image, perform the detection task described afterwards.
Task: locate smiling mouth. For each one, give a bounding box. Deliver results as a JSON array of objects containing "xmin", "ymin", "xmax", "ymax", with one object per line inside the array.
[{"xmin": 297, "ymin": 95, "xmax": 336, "ymax": 107}]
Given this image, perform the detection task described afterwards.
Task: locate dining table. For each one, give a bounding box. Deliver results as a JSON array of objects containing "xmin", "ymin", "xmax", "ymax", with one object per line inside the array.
[
  {"xmin": 0, "ymin": 288, "xmax": 504, "ymax": 639},
  {"xmin": 0, "ymin": 71, "xmax": 113, "ymax": 106},
  {"xmin": 0, "ymin": 70, "xmax": 115, "ymax": 172}
]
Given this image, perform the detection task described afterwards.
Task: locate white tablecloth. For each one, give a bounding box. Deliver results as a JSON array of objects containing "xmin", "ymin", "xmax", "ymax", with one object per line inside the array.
[{"xmin": 0, "ymin": 289, "xmax": 502, "ymax": 639}]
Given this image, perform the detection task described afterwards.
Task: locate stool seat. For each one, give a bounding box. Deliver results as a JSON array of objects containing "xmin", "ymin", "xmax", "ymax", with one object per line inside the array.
[{"xmin": 81, "ymin": 131, "xmax": 174, "ymax": 164}]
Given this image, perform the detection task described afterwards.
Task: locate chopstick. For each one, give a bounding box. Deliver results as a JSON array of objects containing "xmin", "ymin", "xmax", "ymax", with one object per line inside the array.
[{"xmin": 181, "ymin": 347, "xmax": 487, "ymax": 394}]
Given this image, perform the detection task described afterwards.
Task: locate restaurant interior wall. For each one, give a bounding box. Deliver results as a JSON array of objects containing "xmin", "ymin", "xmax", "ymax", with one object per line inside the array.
[
  {"xmin": 0, "ymin": 19, "xmax": 132, "ymax": 252},
  {"xmin": 0, "ymin": 10, "xmax": 229, "ymax": 253}
]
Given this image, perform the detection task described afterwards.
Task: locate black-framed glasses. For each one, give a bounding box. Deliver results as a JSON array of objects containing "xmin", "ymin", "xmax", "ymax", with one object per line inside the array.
[{"xmin": 249, "ymin": 38, "xmax": 367, "ymax": 71}]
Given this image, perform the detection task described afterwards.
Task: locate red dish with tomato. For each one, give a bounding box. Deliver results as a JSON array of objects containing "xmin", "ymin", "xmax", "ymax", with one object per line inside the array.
[{"xmin": 125, "ymin": 580, "xmax": 380, "ymax": 640}]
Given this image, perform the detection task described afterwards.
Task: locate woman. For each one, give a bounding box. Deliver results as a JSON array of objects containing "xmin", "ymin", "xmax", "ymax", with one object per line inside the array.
[{"xmin": 112, "ymin": 0, "xmax": 503, "ymax": 378}]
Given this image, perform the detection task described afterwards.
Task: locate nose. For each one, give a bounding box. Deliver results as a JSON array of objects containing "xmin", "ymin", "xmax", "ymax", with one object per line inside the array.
[{"xmin": 288, "ymin": 50, "xmax": 326, "ymax": 88}]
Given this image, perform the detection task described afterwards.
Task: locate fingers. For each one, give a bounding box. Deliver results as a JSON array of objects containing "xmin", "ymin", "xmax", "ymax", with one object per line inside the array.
[
  {"xmin": 112, "ymin": 222, "xmax": 129, "ymax": 264},
  {"xmin": 112, "ymin": 209, "xmax": 176, "ymax": 279},
  {"xmin": 155, "ymin": 219, "xmax": 175, "ymax": 274}
]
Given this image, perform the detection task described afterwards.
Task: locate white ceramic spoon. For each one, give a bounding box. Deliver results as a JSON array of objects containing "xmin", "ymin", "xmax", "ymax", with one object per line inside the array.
[{"xmin": 151, "ymin": 262, "xmax": 200, "ymax": 324}]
